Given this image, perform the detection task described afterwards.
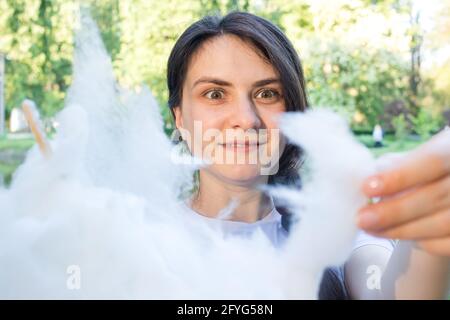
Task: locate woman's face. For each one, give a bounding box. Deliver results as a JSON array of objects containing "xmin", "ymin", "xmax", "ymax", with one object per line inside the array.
[{"xmin": 173, "ymin": 34, "xmax": 286, "ymax": 185}]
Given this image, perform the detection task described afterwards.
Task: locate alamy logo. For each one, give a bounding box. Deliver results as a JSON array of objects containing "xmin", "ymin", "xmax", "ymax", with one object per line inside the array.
[
  {"xmin": 366, "ymin": 264, "xmax": 382, "ymax": 290},
  {"xmin": 66, "ymin": 265, "xmax": 81, "ymax": 290}
]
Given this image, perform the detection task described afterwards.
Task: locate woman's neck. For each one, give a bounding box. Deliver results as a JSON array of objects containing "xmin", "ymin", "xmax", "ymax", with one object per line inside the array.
[{"xmin": 189, "ymin": 170, "xmax": 274, "ymax": 223}]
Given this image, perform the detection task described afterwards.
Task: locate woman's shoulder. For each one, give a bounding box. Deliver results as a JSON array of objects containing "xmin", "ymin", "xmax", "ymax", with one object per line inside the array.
[{"xmin": 319, "ymin": 231, "xmax": 397, "ymax": 300}]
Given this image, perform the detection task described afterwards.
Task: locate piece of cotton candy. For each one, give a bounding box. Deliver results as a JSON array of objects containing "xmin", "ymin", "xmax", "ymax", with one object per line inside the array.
[{"xmin": 269, "ymin": 109, "xmax": 376, "ymax": 298}]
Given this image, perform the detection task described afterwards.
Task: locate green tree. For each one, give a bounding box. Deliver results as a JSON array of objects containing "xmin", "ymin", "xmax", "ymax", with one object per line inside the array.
[
  {"xmin": 303, "ymin": 39, "xmax": 410, "ymax": 128},
  {"xmin": 1, "ymin": 0, "xmax": 75, "ymax": 117}
]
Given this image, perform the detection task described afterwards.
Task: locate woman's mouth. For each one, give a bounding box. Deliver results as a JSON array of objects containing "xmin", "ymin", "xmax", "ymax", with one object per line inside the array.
[{"xmin": 219, "ymin": 141, "xmax": 266, "ymax": 152}]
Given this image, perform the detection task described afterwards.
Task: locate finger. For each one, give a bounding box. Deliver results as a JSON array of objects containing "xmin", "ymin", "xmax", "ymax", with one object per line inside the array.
[
  {"xmin": 362, "ymin": 130, "xmax": 450, "ymax": 198},
  {"xmin": 357, "ymin": 175, "xmax": 450, "ymax": 231},
  {"xmin": 367, "ymin": 208, "xmax": 450, "ymax": 240},
  {"xmin": 417, "ymin": 237, "xmax": 450, "ymax": 257}
]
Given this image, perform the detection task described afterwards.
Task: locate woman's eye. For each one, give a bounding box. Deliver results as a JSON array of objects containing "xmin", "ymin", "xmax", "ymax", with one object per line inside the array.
[
  {"xmin": 255, "ymin": 89, "xmax": 280, "ymax": 100},
  {"xmin": 204, "ymin": 90, "xmax": 224, "ymax": 100}
]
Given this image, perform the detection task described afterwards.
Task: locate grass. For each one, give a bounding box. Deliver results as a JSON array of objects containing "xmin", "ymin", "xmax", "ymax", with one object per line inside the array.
[
  {"xmin": 0, "ymin": 135, "xmax": 35, "ymax": 186},
  {"xmin": 0, "ymin": 136, "xmax": 35, "ymax": 151},
  {"xmin": 355, "ymin": 134, "xmax": 425, "ymax": 157}
]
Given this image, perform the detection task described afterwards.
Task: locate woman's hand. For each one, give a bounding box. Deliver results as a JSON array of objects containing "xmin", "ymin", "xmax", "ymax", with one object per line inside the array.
[{"xmin": 357, "ymin": 129, "xmax": 450, "ymax": 256}]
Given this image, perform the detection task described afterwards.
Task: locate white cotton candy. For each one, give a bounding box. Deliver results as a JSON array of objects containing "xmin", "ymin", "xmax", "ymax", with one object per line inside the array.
[
  {"xmin": 0, "ymin": 10, "xmax": 376, "ymax": 299},
  {"xmin": 271, "ymin": 109, "xmax": 376, "ymax": 298}
]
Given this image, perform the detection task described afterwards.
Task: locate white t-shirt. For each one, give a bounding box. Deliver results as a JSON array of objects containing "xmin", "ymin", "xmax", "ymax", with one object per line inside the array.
[{"xmin": 181, "ymin": 201, "xmax": 288, "ymax": 247}]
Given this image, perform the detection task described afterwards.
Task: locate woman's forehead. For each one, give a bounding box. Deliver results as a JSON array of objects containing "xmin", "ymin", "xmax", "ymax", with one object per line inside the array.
[{"xmin": 185, "ymin": 34, "xmax": 278, "ymax": 87}]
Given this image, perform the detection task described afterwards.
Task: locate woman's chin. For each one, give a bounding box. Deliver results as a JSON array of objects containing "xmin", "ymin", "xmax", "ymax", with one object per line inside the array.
[{"xmin": 209, "ymin": 163, "xmax": 266, "ymax": 184}]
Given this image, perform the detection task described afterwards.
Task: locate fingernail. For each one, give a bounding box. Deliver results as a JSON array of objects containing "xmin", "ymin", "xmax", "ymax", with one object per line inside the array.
[
  {"xmin": 357, "ymin": 211, "xmax": 379, "ymax": 229},
  {"xmin": 366, "ymin": 177, "xmax": 383, "ymax": 192}
]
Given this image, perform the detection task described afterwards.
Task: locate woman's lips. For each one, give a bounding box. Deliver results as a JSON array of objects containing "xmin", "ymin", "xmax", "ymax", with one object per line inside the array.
[{"xmin": 219, "ymin": 141, "xmax": 267, "ymax": 152}]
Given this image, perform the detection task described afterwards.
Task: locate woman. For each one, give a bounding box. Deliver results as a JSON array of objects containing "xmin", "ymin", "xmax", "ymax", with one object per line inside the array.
[{"xmin": 167, "ymin": 11, "xmax": 450, "ymax": 299}]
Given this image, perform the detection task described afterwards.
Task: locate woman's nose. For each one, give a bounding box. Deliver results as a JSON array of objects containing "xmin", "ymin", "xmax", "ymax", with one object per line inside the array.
[{"xmin": 228, "ymin": 96, "xmax": 261, "ymax": 129}]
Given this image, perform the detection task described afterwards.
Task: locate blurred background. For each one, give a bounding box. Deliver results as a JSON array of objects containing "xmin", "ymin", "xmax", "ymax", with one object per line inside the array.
[{"xmin": 0, "ymin": 0, "xmax": 449, "ymax": 186}]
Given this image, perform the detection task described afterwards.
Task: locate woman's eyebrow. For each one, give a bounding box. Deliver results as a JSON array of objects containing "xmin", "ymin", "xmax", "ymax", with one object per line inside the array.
[
  {"xmin": 252, "ymin": 78, "xmax": 280, "ymax": 88},
  {"xmin": 191, "ymin": 77, "xmax": 281, "ymax": 89},
  {"xmin": 192, "ymin": 77, "xmax": 232, "ymax": 88}
]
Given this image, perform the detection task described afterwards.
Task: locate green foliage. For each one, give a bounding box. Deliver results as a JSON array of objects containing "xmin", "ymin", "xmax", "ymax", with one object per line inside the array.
[
  {"xmin": 303, "ymin": 40, "xmax": 409, "ymax": 127},
  {"xmin": 411, "ymin": 108, "xmax": 443, "ymax": 139},
  {"xmin": 1, "ymin": 0, "xmax": 75, "ymax": 117},
  {"xmin": 89, "ymin": 0, "xmax": 122, "ymax": 61},
  {"xmin": 391, "ymin": 114, "xmax": 410, "ymax": 140}
]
